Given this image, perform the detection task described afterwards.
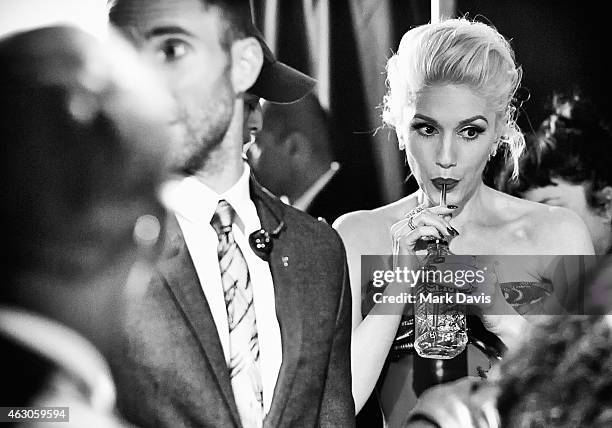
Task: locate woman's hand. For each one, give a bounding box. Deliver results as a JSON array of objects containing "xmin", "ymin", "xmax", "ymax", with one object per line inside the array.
[{"xmin": 390, "ymin": 205, "xmax": 458, "ymax": 255}]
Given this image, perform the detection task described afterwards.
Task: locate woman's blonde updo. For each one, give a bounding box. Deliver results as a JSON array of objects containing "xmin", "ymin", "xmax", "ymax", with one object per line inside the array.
[{"xmin": 383, "ymin": 18, "xmax": 525, "ymax": 179}]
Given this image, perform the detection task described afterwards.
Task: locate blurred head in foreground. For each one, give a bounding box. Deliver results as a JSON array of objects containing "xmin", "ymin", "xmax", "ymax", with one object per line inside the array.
[
  {"xmin": 0, "ymin": 24, "xmax": 174, "ymax": 352},
  {"xmin": 404, "ymin": 315, "xmax": 612, "ymax": 428},
  {"xmin": 497, "ymin": 315, "xmax": 612, "ymax": 427},
  {"xmin": 498, "ymin": 94, "xmax": 612, "ymax": 254}
]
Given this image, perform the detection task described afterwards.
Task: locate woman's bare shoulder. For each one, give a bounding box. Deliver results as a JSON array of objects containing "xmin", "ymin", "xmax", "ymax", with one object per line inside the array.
[
  {"xmin": 333, "ymin": 194, "xmax": 419, "ymax": 250},
  {"xmin": 493, "ymin": 190, "xmax": 594, "ymax": 254},
  {"xmin": 532, "ymin": 205, "xmax": 594, "ymax": 254}
]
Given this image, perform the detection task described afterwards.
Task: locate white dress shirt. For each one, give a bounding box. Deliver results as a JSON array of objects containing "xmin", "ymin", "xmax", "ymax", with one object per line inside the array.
[{"xmin": 162, "ymin": 164, "xmax": 282, "ymax": 414}]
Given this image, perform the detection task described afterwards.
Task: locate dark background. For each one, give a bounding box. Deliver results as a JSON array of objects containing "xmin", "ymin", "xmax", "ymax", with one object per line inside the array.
[
  {"xmin": 257, "ymin": 0, "xmax": 611, "ymax": 208},
  {"xmin": 458, "ymin": 0, "xmax": 611, "ymax": 137}
]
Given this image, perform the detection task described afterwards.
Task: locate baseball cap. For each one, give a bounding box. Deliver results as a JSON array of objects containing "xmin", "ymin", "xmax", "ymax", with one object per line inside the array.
[{"xmin": 240, "ymin": 1, "xmax": 316, "ymax": 104}]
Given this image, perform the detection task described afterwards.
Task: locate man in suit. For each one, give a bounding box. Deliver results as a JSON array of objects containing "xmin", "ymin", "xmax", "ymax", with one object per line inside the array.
[
  {"xmin": 0, "ymin": 23, "xmax": 172, "ymax": 426},
  {"xmin": 248, "ymin": 94, "xmax": 368, "ymax": 224},
  {"xmin": 107, "ymin": 1, "xmax": 355, "ymax": 427}
]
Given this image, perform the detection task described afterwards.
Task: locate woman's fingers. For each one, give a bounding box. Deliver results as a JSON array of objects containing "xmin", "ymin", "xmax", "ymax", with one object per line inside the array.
[
  {"xmin": 429, "ymin": 206, "xmax": 460, "ymax": 230},
  {"xmin": 411, "ymin": 211, "xmax": 457, "ymax": 238},
  {"xmin": 427, "ymin": 205, "xmax": 457, "ymax": 217},
  {"xmin": 392, "ymin": 217, "xmax": 443, "ymax": 238},
  {"xmin": 391, "ymin": 205, "xmax": 460, "ymax": 254},
  {"xmin": 394, "ymin": 226, "xmax": 443, "ymax": 253},
  {"xmin": 409, "ymin": 226, "xmax": 444, "ymax": 242}
]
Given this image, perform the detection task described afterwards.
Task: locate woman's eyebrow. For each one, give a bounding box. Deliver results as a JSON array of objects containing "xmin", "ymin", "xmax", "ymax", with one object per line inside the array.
[
  {"xmin": 413, "ymin": 114, "xmax": 440, "ymax": 127},
  {"xmin": 458, "ymin": 115, "xmax": 488, "ymax": 126},
  {"xmin": 412, "ymin": 114, "xmax": 488, "ymax": 128}
]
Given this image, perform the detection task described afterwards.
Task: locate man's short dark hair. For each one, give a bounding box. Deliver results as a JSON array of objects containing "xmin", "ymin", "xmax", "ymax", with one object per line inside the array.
[
  {"xmin": 497, "ymin": 93, "xmax": 612, "ymax": 211},
  {"xmin": 108, "ymin": 0, "xmax": 252, "ymax": 51}
]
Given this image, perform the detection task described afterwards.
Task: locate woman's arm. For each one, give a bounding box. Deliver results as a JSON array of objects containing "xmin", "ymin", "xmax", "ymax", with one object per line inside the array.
[
  {"xmin": 334, "ymin": 205, "xmax": 456, "ymax": 412},
  {"xmin": 334, "ymin": 213, "xmax": 407, "ymax": 413}
]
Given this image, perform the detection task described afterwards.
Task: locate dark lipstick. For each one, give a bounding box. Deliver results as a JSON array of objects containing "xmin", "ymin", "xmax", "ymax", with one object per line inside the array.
[{"xmin": 431, "ymin": 177, "xmax": 459, "ymax": 191}]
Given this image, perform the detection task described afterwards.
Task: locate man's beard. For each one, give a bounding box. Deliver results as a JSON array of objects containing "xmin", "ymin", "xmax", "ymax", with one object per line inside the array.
[{"xmin": 174, "ymin": 74, "xmax": 235, "ymax": 175}]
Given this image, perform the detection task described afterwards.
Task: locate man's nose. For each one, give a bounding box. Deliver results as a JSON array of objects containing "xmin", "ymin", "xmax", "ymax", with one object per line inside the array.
[{"xmin": 247, "ymin": 102, "xmax": 263, "ymax": 135}]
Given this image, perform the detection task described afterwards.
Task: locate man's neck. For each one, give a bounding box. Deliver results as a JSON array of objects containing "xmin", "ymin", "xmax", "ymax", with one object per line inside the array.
[
  {"xmin": 193, "ymin": 149, "xmax": 244, "ymax": 194},
  {"xmin": 193, "ymin": 110, "xmax": 245, "ymax": 194}
]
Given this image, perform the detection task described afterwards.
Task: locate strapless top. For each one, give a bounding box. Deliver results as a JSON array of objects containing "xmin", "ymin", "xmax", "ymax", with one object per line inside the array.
[{"xmin": 500, "ymin": 281, "xmax": 553, "ymax": 315}]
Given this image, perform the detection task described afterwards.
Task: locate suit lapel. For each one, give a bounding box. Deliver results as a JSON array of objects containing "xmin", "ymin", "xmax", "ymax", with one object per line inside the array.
[
  {"xmin": 250, "ymin": 181, "xmax": 305, "ymax": 427},
  {"xmin": 158, "ymin": 216, "xmax": 241, "ymax": 427}
]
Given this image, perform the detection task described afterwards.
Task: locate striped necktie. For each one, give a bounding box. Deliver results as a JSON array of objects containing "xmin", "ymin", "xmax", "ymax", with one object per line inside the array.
[{"xmin": 210, "ymin": 200, "xmax": 264, "ymax": 428}]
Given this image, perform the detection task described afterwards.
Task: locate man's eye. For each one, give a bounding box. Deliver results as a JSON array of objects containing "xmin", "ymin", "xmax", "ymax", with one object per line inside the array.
[
  {"xmin": 158, "ymin": 39, "xmax": 189, "ymax": 62},
  {"xmin": 244, "ymin": 96, "xmax": 261, "ymax": 112},
  {"xmin": 458, "ymin": 126, "xmax": 484, "ymax": 140},
  {"xmin": 412, "ymin": 123, "xmax": 437, "ymax": 137}
]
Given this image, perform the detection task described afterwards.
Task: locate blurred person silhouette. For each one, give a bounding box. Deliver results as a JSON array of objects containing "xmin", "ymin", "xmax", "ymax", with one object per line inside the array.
[
  {"xmin": 496, "ymin": 314, "xmax": 612, "ymax": 427},
  {"xmin": 248, "ymin": 93, "xmax": 365, "ymax": 224},
  {"xmin": 0, "ymin": 23, "xmax": 173, "ymax": 427},
  {"xmin": 243, "ymin": 92, "xmax": 263, "ymax": 145},
  {"xmin": 403, "ymin": 315, "xmax": 612, "ymax": 428},
  {"xmin": 497, "ymin": 93, "xmax": 612, "ymax": 254},
  {"xmin": 108, "ymin": 0, "xmax": 355, "ymax": 427}
]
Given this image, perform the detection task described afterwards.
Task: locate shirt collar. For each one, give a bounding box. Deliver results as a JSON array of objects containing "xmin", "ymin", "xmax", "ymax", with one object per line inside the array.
[{"xmin": 163, "ymin": 163, "xmax": 258, "ymax": 232}]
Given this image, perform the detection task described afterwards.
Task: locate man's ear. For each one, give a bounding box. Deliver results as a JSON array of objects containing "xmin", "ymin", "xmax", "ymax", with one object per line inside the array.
[
  {"xmin": 284, "ymin": 131, "xmax": 308, "ymax": 159},
  {"xmin": 230, "ymin": 37, "xmax": 264, "ymax": 94}
]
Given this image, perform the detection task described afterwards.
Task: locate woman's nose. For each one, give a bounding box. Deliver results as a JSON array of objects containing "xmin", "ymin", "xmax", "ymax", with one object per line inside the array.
[{"xmin": 436, "ymin": 133, "xmax": 457, "ymax": 168}]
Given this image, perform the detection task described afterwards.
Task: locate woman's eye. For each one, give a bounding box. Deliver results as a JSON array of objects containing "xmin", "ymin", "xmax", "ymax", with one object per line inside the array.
[
  {"xmin": 412, "ymin": 123, "xmax": 437, "ymax": 137},
  {"xmin": 158, "ymin": 39, "xmax": 189, "ymax": 62},
  {"xmin": 458, "ymin": 126, "xmax": 484, "ymax": 140}
]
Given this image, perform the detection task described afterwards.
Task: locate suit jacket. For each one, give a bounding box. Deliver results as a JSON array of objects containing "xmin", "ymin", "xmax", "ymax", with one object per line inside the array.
[{"xmin": 109, "ymin": 180, "xmax": 355, "ymax": 428}]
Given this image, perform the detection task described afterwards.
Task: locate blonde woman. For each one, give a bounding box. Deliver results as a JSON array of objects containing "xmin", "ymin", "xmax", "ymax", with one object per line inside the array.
[{"xmin": 334, "ymin": 18, "xmax": 594, "ymax": 426}]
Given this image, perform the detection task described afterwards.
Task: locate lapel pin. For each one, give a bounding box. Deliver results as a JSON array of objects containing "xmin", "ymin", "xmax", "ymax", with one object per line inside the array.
[{"xmin": 281, "ymin": 256, "xmax": 289, "ymax": 267}]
